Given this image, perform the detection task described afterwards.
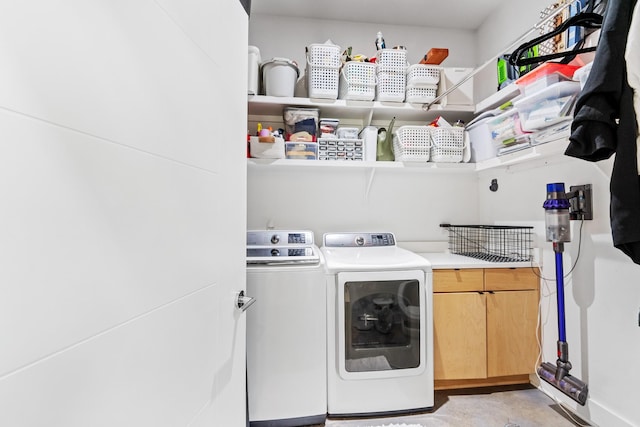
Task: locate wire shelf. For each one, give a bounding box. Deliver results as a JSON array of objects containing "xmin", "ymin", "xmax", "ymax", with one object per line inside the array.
[{"xmin": 440, "ymin": 224, "xmax": 534, "ymax": 262}]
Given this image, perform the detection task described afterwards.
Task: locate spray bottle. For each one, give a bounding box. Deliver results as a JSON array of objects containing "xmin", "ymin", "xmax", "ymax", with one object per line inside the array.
[{"xmin": 375, "ymin": 31, "xmax": 386, "ymax": 51}]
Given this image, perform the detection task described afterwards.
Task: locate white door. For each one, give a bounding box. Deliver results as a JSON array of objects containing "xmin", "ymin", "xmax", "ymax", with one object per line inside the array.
[{"xmin": 0, "ymin": 1, "xmax": 248, "ymax": 426}]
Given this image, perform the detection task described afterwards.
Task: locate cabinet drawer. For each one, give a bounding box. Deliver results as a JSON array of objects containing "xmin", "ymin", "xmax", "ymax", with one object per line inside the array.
[
  {"xmin": 484, "ymin": 268, "xmax": 539, "ymax": 291},
  {"xmin": 433, "ymin": 269, "xmax": 484, "ymax": 292}
]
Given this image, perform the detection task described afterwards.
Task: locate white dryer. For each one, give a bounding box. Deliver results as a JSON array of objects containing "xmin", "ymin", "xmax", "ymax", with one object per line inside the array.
[
  {"xmin": 246, "ymin": 230, "xmax": 326, "ymax": 427},
  {"xmin": 321, "ymin": 232, "xmax": 434, "ymax": 417}
]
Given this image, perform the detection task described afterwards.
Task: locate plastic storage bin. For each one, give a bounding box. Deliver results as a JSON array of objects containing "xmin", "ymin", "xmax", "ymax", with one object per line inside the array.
[
  {"xmin": 262, "ymin": 58, "xmax": 299, "ymax": 97},
  {"xmin": 377, "ymin": 71, "xmax": 406, "ymax": 102},
  {"xmin": 515, "ymin": 62, "xmax": 580, "ymax": 96},
  {"xmin": 467, "ymin": 116, "xmax": 498, "ymax": 162},
  {"xmin": 376, "ymin": 49, "xmax": 408, "ymax": 72},
  {"xmin": 306, "ymin": 43, "xmax": 341, "ymax": 99},
  {"xmin": 376, "ymin": 48, "xmax": 407, "ymax": 102},
  {"xmin": 430, "ymin": 127, "xmax": 465, "ymax": 163},
  {"xmin": 284, "ymin": 107, "xmax": 319, "ymax": 142},
  {"xmin": 393, "ymin": 126, "xmax": 431, "ymax": 161},
  {"xmin": 406, "ymin": 64, "xmax": 440, "ymax": 87},
  {"xmin": 513, "ymin": 81, "xmax": 581, "ymax": 132},
  {"xmin": 339, "ymin": 62, "xmax": 376, "ymax": 101},
  {"xmin": 285, "ymin": 142, "xmax": 318, "ymax": 160},
  {"xmin": 405, "ymin": 85, "xmax": 437, "ymax": 104}
]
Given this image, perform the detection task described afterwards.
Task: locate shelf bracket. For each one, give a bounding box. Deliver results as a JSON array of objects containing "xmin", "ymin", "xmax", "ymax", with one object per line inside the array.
[{"xmin": 365, "ymin": 167, "xmax": 376, "ymax": 202}]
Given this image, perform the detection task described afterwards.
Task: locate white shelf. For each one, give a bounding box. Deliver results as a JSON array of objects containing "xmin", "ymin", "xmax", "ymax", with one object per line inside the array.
[
  {"xmin": 248, "ymin": 138, "xmax": 570, "ymax": 173},
  {"xmin": 248, "ymin": 95, "xmax": 475, "ymax": 124},
  {"xmin": 248, "ymin": 158, "xmax": 477, "ymax": 173},
  {"xmin": 474, "ymin": 83, "xmax": 521, "ymax": 114},
  {"xmin": 475, "ymin": 138, "xmax": 569, "ymax": 171}
]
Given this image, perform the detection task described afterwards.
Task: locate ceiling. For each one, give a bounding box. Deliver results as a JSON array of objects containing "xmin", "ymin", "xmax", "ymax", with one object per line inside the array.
[{"xmin": 250, "ymin": 0, "xmax": 506, "ymax": 30}]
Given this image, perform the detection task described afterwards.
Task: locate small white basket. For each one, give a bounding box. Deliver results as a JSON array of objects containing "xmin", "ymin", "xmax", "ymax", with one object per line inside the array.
[
  {"xmin": 406, "ymin": 64, "xmax": 441, "ymax": 87},
  {"xmin": 430, "ymin": 127, "xmax": 465, "ymax": 163},
  {"xmin": 393, "ymin": 125, "xmax": 431, "ymax": 161},
  {"xmin": 339, "ymin": 62, "xmax": 376, "ymax": 101},
  {"xmin": 405, "ymin": 85, "xmax": 437, "ymax": 104},
  {"xmin": 376, "ymin": 49, "xmax": 408, "ymax": 73},
  {"xmin": 306, "ymin": 43, "xmax": 341, "ymax": 99},
  {"xmin": 376, "ymin": 71, "xmax": 406, "ymax": 102},
  {"xmin": 307, "ymin": 43, "xmax": 342, "ymax": 68},
  {"xmin": 307, "ymin": 66, "xmax": 339, "ymax": 99}
]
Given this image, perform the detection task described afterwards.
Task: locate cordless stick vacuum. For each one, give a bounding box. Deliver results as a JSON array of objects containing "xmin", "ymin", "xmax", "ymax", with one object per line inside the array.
[{"xmin": 538, "ymin": 183, "xmax": 589, "ymax": 406}]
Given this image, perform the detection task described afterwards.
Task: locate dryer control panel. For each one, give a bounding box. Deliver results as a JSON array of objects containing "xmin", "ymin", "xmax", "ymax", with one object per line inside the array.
[{"xmin": 323, "ymin": 232, "xmax": 396, "ymax": 248}]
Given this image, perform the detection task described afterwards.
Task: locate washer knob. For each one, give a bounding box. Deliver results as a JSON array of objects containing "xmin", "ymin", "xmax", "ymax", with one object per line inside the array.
[
  {"xmin": 355, "ymin": 236, "xmax": 365, "ymax": 246},
  {"xmin": 271, "ymin": 234, "xmax": 280, "ymax": 244}
]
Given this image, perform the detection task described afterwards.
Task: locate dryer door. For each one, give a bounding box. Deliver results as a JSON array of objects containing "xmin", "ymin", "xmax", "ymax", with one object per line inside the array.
[{"xmin": 336, "ymin": 270, "xmax": 426, "ymax": 380}]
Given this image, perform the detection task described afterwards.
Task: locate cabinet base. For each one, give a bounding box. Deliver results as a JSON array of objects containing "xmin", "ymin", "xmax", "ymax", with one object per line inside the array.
[{"xmin": 435, "ymin": 374, "xmax": 531, "ymax": 390}]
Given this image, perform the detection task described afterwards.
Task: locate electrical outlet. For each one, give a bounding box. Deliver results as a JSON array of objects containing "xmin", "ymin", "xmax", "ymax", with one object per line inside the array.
[{"xmin": 569, "ymin": 184, "xmax": 593, "ymax": 220}]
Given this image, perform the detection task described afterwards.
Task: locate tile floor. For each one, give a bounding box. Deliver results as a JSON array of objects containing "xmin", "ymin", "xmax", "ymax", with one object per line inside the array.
[{"xmin": 320, "ymin": 385, "xmax": 590, "ymax": 427}]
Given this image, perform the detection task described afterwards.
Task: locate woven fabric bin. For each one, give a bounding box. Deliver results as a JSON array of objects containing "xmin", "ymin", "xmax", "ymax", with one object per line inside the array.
[
  {"xmin": 430, "ymin": 127, "xmax": 465, "ymax": 163},
  {"xmin": 393, "ymin": 125, "xmax": 431, "ymax": 161}
]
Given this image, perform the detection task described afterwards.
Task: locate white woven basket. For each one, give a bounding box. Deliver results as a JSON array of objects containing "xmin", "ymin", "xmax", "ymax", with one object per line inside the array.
[
  {"xmin": 430, "ymin": 127, "xmax": 465, "ymax": 163},
  {"xmin": 376, "ymin": 49, "xmax": 408, "ymax": 73},
  {"xmin": 393, "ymin": 125, "xmax": 431, "ymax": 161},
  {"xmin": 405, "ymin": 85, "xmax": 437, "ymax": 103},
  {"xmin": 376, "ymin": 71, "xmax": 405, "ymax": 102},
  {"xmin": 339, "ymin": 62, "xmax": 376, "ymax": 101},
  {"xmin": 406, "ymin": 64, "xmax": 441, "ymax": 87},
  {"xmin": 306, "ymin": 43, "xmax": 341, "ymax": 99}
]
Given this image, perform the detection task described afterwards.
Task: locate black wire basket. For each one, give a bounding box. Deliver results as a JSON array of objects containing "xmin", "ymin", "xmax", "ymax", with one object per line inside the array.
[{"xmin": 440, "ymin": 224, "xmax": 534, "ymax": 262}]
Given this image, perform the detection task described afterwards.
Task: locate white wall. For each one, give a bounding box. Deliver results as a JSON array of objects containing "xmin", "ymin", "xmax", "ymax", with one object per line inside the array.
[
  {"xmin": 477, "ymin": 157, "xmax": 640, "ymax": 427},
  {"xmin": 0, "ymin": 1, "xmax": 247, "ymax": 425},
  {"xmin": 474, "ymin": 0, "xmax": 555, "ymax": 102},
  {"xmin": 249, "ymin": 14, "xmax": 477, "ymax": 72},
  {"xmin": 247, "ymin": 166, "xmax": 479, "ymax": 243}
]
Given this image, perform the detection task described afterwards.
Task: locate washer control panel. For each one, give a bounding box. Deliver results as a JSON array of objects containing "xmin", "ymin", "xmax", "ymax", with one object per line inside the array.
[
  {"xmin": 323, "ymin": 232, "xmax": 396, "ymax": 248},
  {"xmin": 247, "ymin": 230, "xmax": 314, "ymax": 246}
]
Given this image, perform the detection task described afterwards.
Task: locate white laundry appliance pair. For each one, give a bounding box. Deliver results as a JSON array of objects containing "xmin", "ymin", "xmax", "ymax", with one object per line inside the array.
[{"xmin": 245, "ymin": 230, "xmax": 434, "ymax": 425}]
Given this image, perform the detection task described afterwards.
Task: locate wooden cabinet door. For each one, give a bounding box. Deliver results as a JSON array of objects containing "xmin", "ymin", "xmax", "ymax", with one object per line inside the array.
[
  {"xmin": 486, "ymin": 290, "xmax": 539, "ymax": 377},
  {"xmin": 433, "ymin": 292, "xmax": 487, "ymax": 380}
]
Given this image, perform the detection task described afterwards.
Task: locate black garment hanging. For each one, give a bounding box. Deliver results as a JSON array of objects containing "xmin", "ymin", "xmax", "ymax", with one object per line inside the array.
[
  {"xmin": 509, "ymin": 10, "xmax": 603, "ymax": 67},
  {"xmin": 565, "ymin": 0, "xmax": 640, "ymax": 264}
]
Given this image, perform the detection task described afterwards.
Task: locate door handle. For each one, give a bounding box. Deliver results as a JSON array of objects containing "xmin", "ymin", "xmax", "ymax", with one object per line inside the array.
[{"xmin": 236, "ymin": 290, "xmax": 256, "ymax": 312}]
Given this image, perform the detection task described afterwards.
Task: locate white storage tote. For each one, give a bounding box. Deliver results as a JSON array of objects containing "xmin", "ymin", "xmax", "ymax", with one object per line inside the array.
[
  {"xmin": 376, "ymin": 49, "xmax": 408, "ymax": 73},
  {"xmin": 406, "ymin": 64, "xmax": 440, "ymax": 87},
  {"xmin": 393, "ymin": 125, "xmax": 431, "ymax": 161},
  {"xmin": 430, "ymin": 127, "xmax": 465, "ymax": 163},
  {"xmin": 339, "ymin": 61, "xmax": 376, "ymax": 101},
  {"xmin": 376, "ymin": 71, "xmax": 406, "ymax": 102},
  {"xmin": 405, "ymin": 85, "xmax": 437, "ymax": 104},
  {"xmin": 306, "ymin": 43, "xmax": 341, "ymax": 99}
]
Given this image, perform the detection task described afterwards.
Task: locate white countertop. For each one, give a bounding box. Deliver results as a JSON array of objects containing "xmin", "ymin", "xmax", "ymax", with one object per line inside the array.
[{"xmin": 416, "ymin": 252, "xmax": 535, "ymax": 269}]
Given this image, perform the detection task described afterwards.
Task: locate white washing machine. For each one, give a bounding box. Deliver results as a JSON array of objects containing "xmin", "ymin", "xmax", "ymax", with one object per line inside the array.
[
  {"xmin": 321, "ymin": 232, "xmax": 434, "ymax": 417},
  {"xmin": 246, "ymin": 230, "xmax": 326, "ymax": 427}
]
